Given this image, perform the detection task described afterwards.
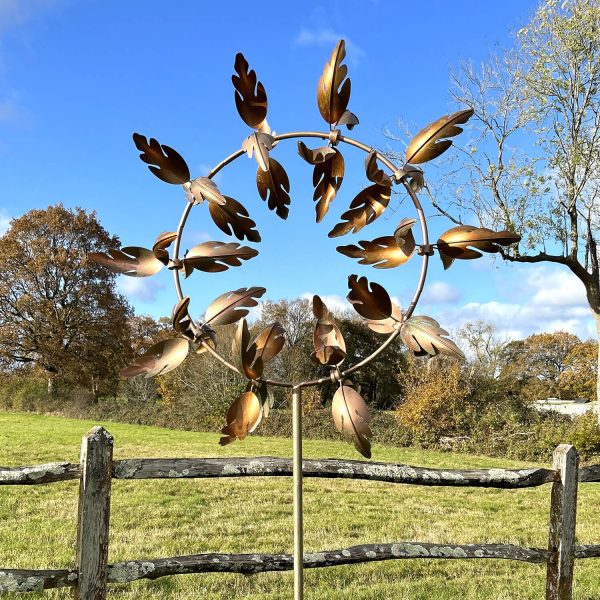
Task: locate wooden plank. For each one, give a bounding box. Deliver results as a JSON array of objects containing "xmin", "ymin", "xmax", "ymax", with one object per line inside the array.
[
  {"xmin": 546, "ymin": 444, "xmax": 578, "ymax": 600},
  {"xmin": 112, "ymin": 457, "xmax": 555, "ymax": 488},
  {"xmin": 74, "ymin": 427, "xmax": 113, "ymax": 600},
  {"xmin": 0, "ymin": 568, "xmax": 77, "ymax": 592},
  {"xmin": 0, "ymin": 462, "xmax": 79, "ymax": 485}
]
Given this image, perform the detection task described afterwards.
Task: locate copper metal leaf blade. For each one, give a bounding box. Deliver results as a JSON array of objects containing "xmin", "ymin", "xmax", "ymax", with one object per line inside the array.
[
  {"xmin": 405, "ymin": 108, "xmax": 475, "ymax": 165},
  {"xmin": 365, "ymin": 151, "xmax": 391, "ymax": 186},
  {"xmin": 256, "ymin": 157, "xmax": 291, "ymax": 220},
  {"xmin": 328, "ymin": 183, "xmax": 391, "ymax": 237},
  {"xmin": 437, "ymin": 225, "xmax": 521, "ymax": 269},
  {"xmin": 182, "ymin": 241, "xmax": 258, "ymax": 276},
  {"xmin": 204, "ymin": 286, "xmax": 266, "ymax": 327},
  {"xmin": 219, "ymin": 391, "xmax": 262, "ymax": 445},
  {"xmin": 152, "ymin": 231, "xmax": 177, "ymax": 266},
  {"xmin": 132, "ymin": 133, "xmax": 190, "ymax": 184},
  {"xmin": 232, "ymin": 53, "xmax": 268, "ymax": 130},
  {"xmin": 367, "ymin": 303, "xmax": 403, "ymax": 335},
  {"xmin": 233, "ymin": 318, "xmax": 262, "ymax": 380},
  {"xmin": 297, "ymin": 141, "xmax": 337, "ymax": 164},
  {"xmin": 347, "ymin": 274, "xmax": 392, "ymax": 320},
  {"xmin": 243, "ymin": 132, "xmax": 273, "ymax": 172},
  {"xmin": 317, "ymin": 39, "xmax": 351, "ymax": 125},
  {"xmin": 88, "ymin": 247, "xmax": 163, "ymax": 278},
  {"xmin": 400, "ymin": 316, "xmax": 465, "ymax": 360},
  {"xmin": 254, "ymin": 322, "xmax": 286, "ymax": 364},
  {"xmin": 337, "ymin": 232, "xmax": 416, "ymax": 269},
  {"xmin": 208, "ymin": 196, "xmax": 261, "ymax": 243},
  {"xmin": 188, "ymin": 177, "xmax": 226, "ymax": 206},
  {"xmin": 120, "ymin": 338, "xmax": 189, "ymax": 379},
  {"xmin": 337, "ymin": 110, "xmax": 359, "ymax": 130},
  {"xmin": 332, "ymin": 385, "xmax": 372, "ymax": 458},
  {"xmin": 172, "ymin": 296, "xmax": 194, "ymax": 340},
  {"xmin": 311, "ymin": 295, "xmax": 346, "ymax": 366}
]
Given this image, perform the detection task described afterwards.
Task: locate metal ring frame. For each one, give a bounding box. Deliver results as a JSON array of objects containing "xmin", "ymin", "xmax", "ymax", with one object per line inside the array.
[{"xmin": 172, "ymin": 130, "xmax": 430, "ymax": 389}]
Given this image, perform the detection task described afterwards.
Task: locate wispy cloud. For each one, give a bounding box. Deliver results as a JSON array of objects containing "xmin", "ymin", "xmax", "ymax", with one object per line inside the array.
[
  {"xmin": 0, "ymin": 0, "xmax": 65, "ymax": 34},
  {"xmin": 117, "ymin": 277, "xmax": 165, "ymax": 303},
  {"xmin": 294, "ymin": 28, "xmax": 365, "ymax": 66},
  {"xmin": 0, "ymin": 209, "xmax": 10, "ymax": 234},
  {"xmin": 422, "ymin": 281, "xmax": 461, "ymax": 304}
]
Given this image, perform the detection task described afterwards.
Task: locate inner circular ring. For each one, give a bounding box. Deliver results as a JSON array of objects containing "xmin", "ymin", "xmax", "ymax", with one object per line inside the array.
[{"xmin": 170, "ymin": 131, "xmax": 430, "ymax": 388}]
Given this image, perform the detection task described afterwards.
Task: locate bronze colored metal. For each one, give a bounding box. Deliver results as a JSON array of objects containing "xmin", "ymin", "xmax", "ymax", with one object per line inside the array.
[
  {"xmin": 400, "ymin": 316, "xmax": 465, "ymax": 359},
  {"xmin": 153, "ymin": 231, "xmax": 178, "ymax": 266},
  {"xmin": 437, "ymin": 225, "xmax": 521, "ymax": 270},
  {"xmin": 133, "ymin": 133, "xmax": 190, "ymax": 184},
  {"xmin": 254, "ymin": 322, "xmax": 286, "ymax": 365},
  {"xmin": 209, "ymin": 196, "xmax": 261, "ymax": 243},
  {"xmin": 365, "ymin": 151, "xmax": 392, "ymax": 186},
  {"xmin": 234, "ymin": 318, "xmax": 263, "ymax": 380},
  {"xmin": 405, "ymin": 108, "xmax": 475, "ymax": 165},
  {"xmin": 219, "ymin": 391, "xmax": 262, "ymax": 446},
  {"xmin": 243, "ymin": 132, "xmax": 274, "ymax": 172},
  {"xmin": 256, "ymin": 157, "xmax": 291, "ymax": 220},
  {"xmin": 182, "ymin": 241, "xmax": 258, "ymax": 276},
  {"xmin": 317, "ymin": 40, "xmax": 351, "ymax": 126},
  {"xmin": 232, "ymin": 53, "xmax": 269, "ymax": 132},
  {"xmin": 337, "ymin": 110, "xmax": 359, "ymax": 130},
  {"xmin": 367, "ymin": 303, "xmax": 403, "ymax": 335},
  {"xmin": 312, "ymin": 295, "xmax": 346, "ymax": 366},
  {"xmin": 331, "ymin": 385, "xmax": 372, "ymax": 459},
  {"xmin": 172, "ymin": 296, "xmax": 194, "ymax": 340},
  {"xmin": 337, "ymin": 220, "xmax": 416, "ymax": 269},
  {"xmin": 187, "ymin": 177, "xmax": 226, "ymax": 206},
  {"xmin": 120, "ymin": 338, "xmax": 190, "ymax": 379},
  {"xmin": 195, "ymin": 324, "xmax": 217, "ymax": 354},
  {"xmin": 204, "ymin": 286, "xmax": 266, "ymax": 327},
  {"xmin": 298, "ymin": 142, "xmax": 344, "ymax": 223},
  {"xmin": 347, "ymin": 275, "xmax": 392, "ymax": 321},
  {"xmin": 88, "ymin": 247, "xmax": 163, "ymax": 277}
]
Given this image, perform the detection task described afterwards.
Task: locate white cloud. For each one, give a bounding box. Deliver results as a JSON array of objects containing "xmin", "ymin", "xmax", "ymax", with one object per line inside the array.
[
  {"xmin": 301, "ymin": 292, "xmax": 350, "ymax": 315},
  {"xmin": 294, "ymin": 28, "xmax": 365, "ymax": 65},
  {"xmin": 422, "ymin": 281, "xmax": 460, "ymax": 304},
  {"xmin": 117, "ymin": 277, "xmax": 164, "ymax": 303},
  {"xmin": 0, "ymin": 0, "xmax": 65, "ymax": 34},
  {"xmin": 0, "ymin": 208, "xmax": 10, "ymax": 234}
]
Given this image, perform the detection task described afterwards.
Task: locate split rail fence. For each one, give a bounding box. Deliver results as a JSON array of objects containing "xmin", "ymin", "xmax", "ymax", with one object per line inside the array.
[{"xmin": 1, "ymin": 426, "xmax": 600, "ymax": 599}]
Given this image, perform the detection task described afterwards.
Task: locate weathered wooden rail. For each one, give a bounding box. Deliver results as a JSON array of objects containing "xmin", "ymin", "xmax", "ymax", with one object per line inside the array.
[{"xmin": 0, "ymin": 427, "xmax": 597, "ymax": 598}]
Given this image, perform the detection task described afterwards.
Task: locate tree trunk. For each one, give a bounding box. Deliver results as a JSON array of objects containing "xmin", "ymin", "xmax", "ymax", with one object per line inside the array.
[
  {"xmin": 593, "ymin": 310, "xmax": 600, "ymax": 405},
  {"xmin": 47, "ymin": 377, "xmax": 54, "ymax": 396}
]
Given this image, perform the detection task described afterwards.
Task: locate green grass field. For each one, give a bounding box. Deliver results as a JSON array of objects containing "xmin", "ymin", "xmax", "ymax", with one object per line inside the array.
[{"xmin": 1, "ymin": 412, "xmax": 600, "ymax": 599}]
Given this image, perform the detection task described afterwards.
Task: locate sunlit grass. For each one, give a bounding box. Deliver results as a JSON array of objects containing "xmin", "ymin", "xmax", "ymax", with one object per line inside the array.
[{"xmin": 0, "ymin": 412, "xmax": 599, "ymax": 598}]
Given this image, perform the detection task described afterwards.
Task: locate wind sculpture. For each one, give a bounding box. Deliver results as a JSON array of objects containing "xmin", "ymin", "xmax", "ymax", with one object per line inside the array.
[{"xmin": 89, "ymin": 40, "xmax": 520, "ymax": 598}]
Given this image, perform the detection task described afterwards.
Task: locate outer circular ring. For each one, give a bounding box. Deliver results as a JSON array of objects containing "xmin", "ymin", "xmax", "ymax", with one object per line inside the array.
[{"xmin": 171, "ymin": 131, "xmax": 430, "ymax": 389}]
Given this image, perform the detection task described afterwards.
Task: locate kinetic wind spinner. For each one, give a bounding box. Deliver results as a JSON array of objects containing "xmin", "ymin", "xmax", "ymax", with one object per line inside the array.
[{"xmin": 89, "ymin": 40, "xmax": 521, "ymax": 598}]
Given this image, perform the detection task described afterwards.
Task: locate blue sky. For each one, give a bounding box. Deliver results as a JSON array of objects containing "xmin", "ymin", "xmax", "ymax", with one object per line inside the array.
[{"xmin": 0, "ymin": 0, "xmax": 594, "ymax": 341}]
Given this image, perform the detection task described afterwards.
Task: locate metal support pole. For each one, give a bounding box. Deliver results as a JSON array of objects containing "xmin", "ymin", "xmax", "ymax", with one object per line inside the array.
[{"xmin": 292, "ymin": 385, "xmax": 304, "ymax": 600}]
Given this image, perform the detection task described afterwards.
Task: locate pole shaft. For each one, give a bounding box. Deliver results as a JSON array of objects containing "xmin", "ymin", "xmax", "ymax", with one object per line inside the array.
[{"xmin": 292, "ymin": 386, "xmax": 304, "ymax": 600}]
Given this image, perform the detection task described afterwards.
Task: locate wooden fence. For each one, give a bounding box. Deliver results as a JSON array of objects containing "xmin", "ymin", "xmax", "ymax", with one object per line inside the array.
[{"xmin": 1, "ymin": 426, "xmax": 600, "ymax": 599}]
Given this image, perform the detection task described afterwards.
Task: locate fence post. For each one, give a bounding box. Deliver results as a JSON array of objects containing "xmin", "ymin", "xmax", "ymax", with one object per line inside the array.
[
  {"xmin": 546, "ymin": 444, "xmax": 578, "ymax": 600},
  {"xmin": 74, "ymin": 427, "xmax": 113, "ymax": 600}
]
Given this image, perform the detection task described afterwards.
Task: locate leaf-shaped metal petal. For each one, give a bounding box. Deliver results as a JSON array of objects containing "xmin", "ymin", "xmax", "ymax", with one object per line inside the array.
[
  {"xmin": 337, "ymin": 110, "xmax": 359, "ymax": 130},
  {"xmin": 347, "ymin": 275, "xmax": 392, "ymax": 320},
  {"xmin": 243, "ymin": 132, "xmax": 274, "ymax": 172},
  {"xmin": 219, "ymin": 391, "xmax": 262, "ymax": 446},
  {"xmin": 337, "ymin": 231, "xmax": 416, "ymax": 269},
  {"xmin": 332, "ymin": 385, "xmax": 372, "ymax": 458},
  {"xmin": 182, "ymin": 241, "xmax": 258, "ymax": 276},
  {"xmin": 232, "ymin": 53, "xmax": 268, "ymax": 131},
  {"xmin": 437, "ymin": 225, "xmax": 521, "ymax": 270},
  {"xmin": 328, "ymin": 183, "xmax": 391, "ymax": 237},
  {"xmin": 88, "ymin": 247, "xmax": 163, "ymax": 277},
  {"xmin": 398, "ymin": 165, "xmax": 425, "ymax": 192},
  {"xmin": 298, "ymin": 142, "xmax": 344, "ymax": 223},
  {"xmin": 254, "ymin": 322, "xmax": 285, "ymax": 364},
  {"xmin": 405, "ymin": 108, "xmax": 474, "ymax": 165},
  {"xmin": 172, "ymin": 296, "xmax": 194, "ymax": 340},
  {"xmin": 188, "ymin": 177, "xmax": 226, "ymax": 206},
  {"xmin": 208, "ymin": 196, "xmax": 261, "ymax": 243},
  {"xmin": 204, "ymin": 286, "xmax": 266, "ymax": 327},
  {"xmin": 233, "ymin": 318, "xmax": 262, "ymax": 380},
  {"xmin": 312, "ymin": 295, "xmax": 346, "ymax": 366},
  {"xmin": 256, "ymin": 157, "xmax": 291, "ymax": 220},
  {"xmin": 400, "ymin": 316, "xmax": 465, "ymax": 359},
  {"xmin": 317, "ymin": 40, "xmax": 351, "ymax": 125},
  {"xmin": 367, "ymin": 302, "xmax": 403, "ymax": 334},
  {"xmin": 195, "ymin": 324, "xmax": 217, "ymax": 354},
  {"xmin": 120, "ymin": 338, "xmax": 189, "ymax": 379},
  {"xmin": 132, "ymin": 133, "xmax": 190, "ymax": 184},
  {"xmin": 365, "ymin": 151, "xmax": 391, "ymax": 186},
  {"xmin": 153, "ymin": 231, "xmax": 177, "ymax": 266}
]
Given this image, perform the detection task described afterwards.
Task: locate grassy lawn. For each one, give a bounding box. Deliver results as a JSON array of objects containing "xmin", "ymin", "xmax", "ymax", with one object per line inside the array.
[{"xmin": 0, "ymin": 412, "xmax": 599, "ymax": 599}]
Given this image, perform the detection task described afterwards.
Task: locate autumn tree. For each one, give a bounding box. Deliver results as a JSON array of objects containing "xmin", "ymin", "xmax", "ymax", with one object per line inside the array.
[
  {"xmin": 559, "ymin": 339, "xmax": 598, "ymax": 400},
  {"xmin": 0, "ymin": 204, "xmax": 132, "ymax": 395},
  {"xmin": 389, "ymin": 0, "xmax": 600, "ymax": 398}
]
